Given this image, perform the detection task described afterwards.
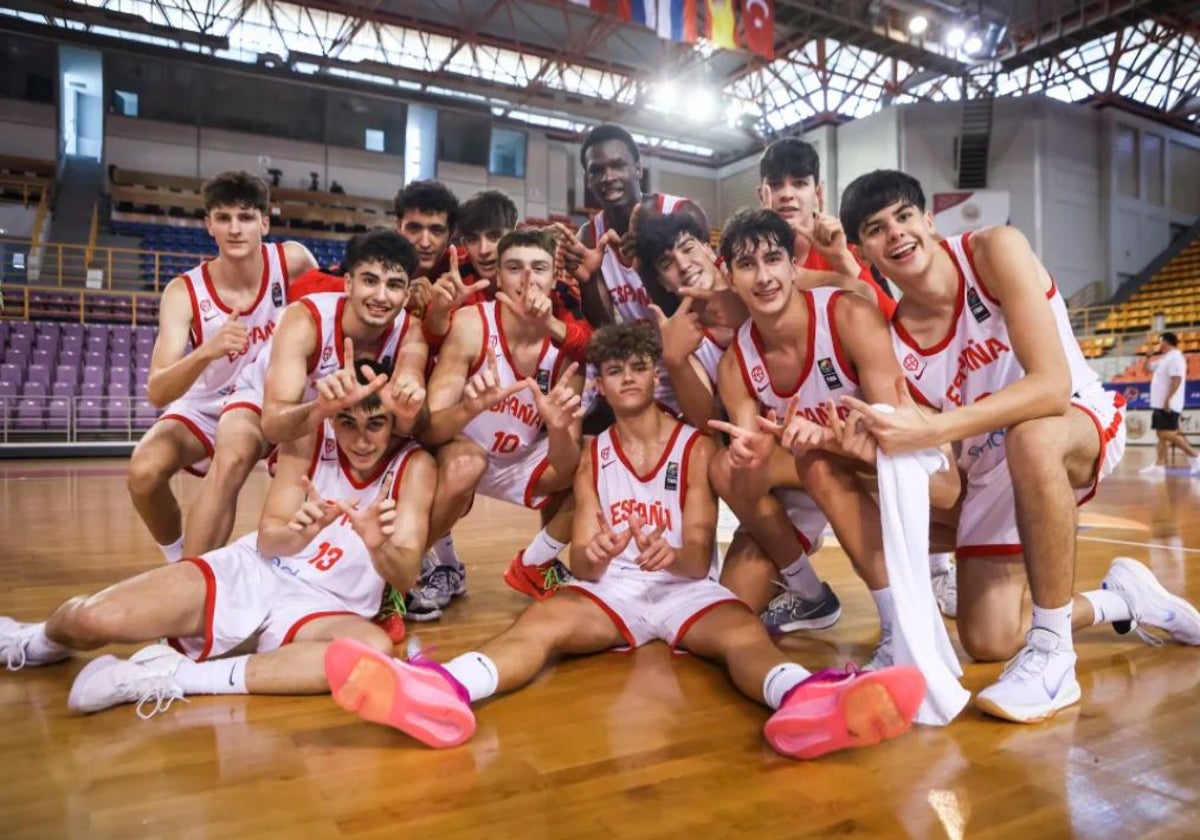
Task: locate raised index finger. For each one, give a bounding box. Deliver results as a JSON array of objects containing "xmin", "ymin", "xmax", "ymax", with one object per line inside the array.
[
  {"xmin": 449, "ymin": 247, "xmax": 459, "ymax": 278},
  {"xmin": 342, "ymin": 337, "xmax": 355, "ymax": 373},
  {"xmin": 708, "ymin": 419, "xmax": 746, "ymax": 439}
]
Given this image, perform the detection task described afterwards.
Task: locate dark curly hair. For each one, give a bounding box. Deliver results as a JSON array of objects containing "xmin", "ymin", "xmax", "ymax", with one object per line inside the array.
[
  {"xmin": 394, "ymin": 179, "xmax": 459, "ymax": 230},
  {"xmin": 344, "ymin": 229, "xmax": 418, "ymax": 279},
  {"xmin": 202, "ymin": 171, "xmax": 270, "ymax": 214},
  {"xmin": 718, "ymin": 208, "xmax": 795, "ymax": 267},
  {"xmin": 586, "ymin": 322, "xmax": 662, "ymax": 368}
]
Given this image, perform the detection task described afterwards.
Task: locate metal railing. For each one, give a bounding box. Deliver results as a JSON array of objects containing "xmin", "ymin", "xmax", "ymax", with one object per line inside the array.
[
  {"xmin": 0, "ymin": 237, "xmax": 210, "ymax": 292},
  {"xmin": 0, "ymin": 284, "xmax": 161, "ymax": 326},
  {"xmin": 0, "ymin": 395, "xmax": 158, "ymax": 444}
]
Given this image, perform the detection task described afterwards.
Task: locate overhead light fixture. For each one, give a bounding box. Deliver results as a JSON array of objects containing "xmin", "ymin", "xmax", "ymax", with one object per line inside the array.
[
  {"xmin": 688, "ymin": 89, "xmax": 718, "ymax": 124},
  {"xmin": 945, "ymin": 27, "xmax": 966, "ymax": 49},
  {"xmin": 964, "ymin": 35, "xmax": 983, "ymax": 54},
  {"xmin": 651, "ymin": 81, "xmax": 677, "ymax": 112},
  {"xmin": 908, "ymin": 15, "xmax": 928, "ymax": 36}
]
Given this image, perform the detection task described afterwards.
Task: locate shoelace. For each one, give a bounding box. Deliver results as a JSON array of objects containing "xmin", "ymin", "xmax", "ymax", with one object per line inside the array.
[
  {"xmin": 541, "ymin": 562, "xmax": 568, "ymax": 591},
  {"xmin": 998, "ymin": 644, "xmax": 1051, "ymax": 683},
  {"xmin": 1131, "ymin": 623, "xmax": 1165, "ymax": 648},
  {"xmin": 422, "ymin": 566, "xmax": 463, "ymax": 596},
  {"xmin": 131, "ymin": 678, "xmax": 187, "ymax": 720},
  {"xmin": 5, "ymin": 644, "xmax": 26, "ymax": 671}
]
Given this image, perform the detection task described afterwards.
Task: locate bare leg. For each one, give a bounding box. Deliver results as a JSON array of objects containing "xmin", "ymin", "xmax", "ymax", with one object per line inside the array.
[
  {"xmin": 244, "ymin": 615, "xmax": 393, "ymax": 694},
  {"xmin": 797, "ymin": 451, "xmax": 887, "ymax": 590},
  {"xmin": 183, "ymin": 408, "xmax": 268, "ymax": 555},
  {"xmin": 675, "ymin": 602, "xmax": 790, "ymax": 702},
  {"xmin": 709, "ymin": 445, "xmax": 808, "ymax": 570},
  {"xmin": 1163, "ymin": 429, "xmax": 1198, "ymax": 459},
  {"xmin": 427, "ymin": 438, "xmax": 488, "ymax": 548},
  {"xmin": 127, "ymin": 421, "xmax": 208, "ymax": 546},
  {"xmin": 719, "ymin": 531, "xmax": 780, "ymax": 613},
  {"xmin": 537, "ymin": 490, "xmax": 574, "ymax": 543}
]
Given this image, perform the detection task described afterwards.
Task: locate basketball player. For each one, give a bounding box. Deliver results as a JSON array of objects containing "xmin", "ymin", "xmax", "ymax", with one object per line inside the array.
[
  {"xmin": 322, "ymin": 323, "xmax": 927, "ymax": 760},
  {"xmin": 0, "ymin": 361, "xmax": 434, "ymax": 715},
  {"xmin": 418, "ymin": 228, "xmax": 586, "ymax": 609},
  {"xmin": 839, "ymin": 169, "xmax": 1200, "ymax": 721},
  {"xmin": 394, "ymin": 179, "xmax": 459, "ymax": 317},
  {"xmin": 130, "ymin": 171, "xmax": 317, "ymax": 563},
  {"xmin": 261, "ymin": 229, "xmax": 427, "ymax": 446}
]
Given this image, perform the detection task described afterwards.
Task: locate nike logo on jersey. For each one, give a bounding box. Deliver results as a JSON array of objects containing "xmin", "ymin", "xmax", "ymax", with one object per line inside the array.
[{"xmin": 202, "ymin": 310, "xmax": 221, "ymax": 322}]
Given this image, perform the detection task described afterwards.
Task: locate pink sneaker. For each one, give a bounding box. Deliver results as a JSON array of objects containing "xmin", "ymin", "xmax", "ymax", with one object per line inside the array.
[
  {"xmin": 324, "ymin": 637, "xmax": 476, "ymax": 748},
  {"xmin": 764, "ymin": 665, "xmax": 926, "ymax": 759}
]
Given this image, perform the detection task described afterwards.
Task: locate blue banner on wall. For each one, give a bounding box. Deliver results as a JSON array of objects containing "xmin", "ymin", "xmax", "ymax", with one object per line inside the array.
[{"xmin": 1103, "ymin": 381, "xmax": 1200, "ymax": 410}]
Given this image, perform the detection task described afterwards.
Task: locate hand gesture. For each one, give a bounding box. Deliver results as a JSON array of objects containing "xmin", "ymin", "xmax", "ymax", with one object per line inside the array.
[
  {"xmin": 205, "ymin": 309, "xmax": 249, "ymax": 361},
  {"xmin": 708, "ymin": 418, "xmax": 776, "ymax": 470},
  {"xmin": 629, "ymin": 512, "xmax": 677, "ymax": 572},
  {"xmin": 427, "ymin": 249, "xmax": 490, "ymax": 330},
  {"xmin": 380, "ymin": 371, "xmax": 426, "ymax": 426},
  {"xmin": 650, "ymin": 297, "xmax": 703, "ymax": 367},
  {"xmin": 463, "ymin": 345, "xmax": 528, "ymax": 416},
  {"xmin": 828, "ymin": 401, "xmax": 877, "ymax": 464},
  {"xmin": 584, "ymin": 510, "xmax": 633, "ymax": 568},
  {"xmin": 334, "ymin": 483, "xmax": 397, "ymax": 551},
  {"xmin": 554, "ymin": 223, "xmax": 619, "ymax": 285},
  {"xmin": 618, "ymin": 202, "xmax": 642, "ymax": 266},
  {"xmin": 287, "ymin": 475, "xmax": 342, "ymax": 540},
  {"xmin": 840, "ymin": 377, "xmax": 941, "ymax": 456},
  {"xmin": 528, "ymin": 362, "xmax": 584, "ymax": 432},
  {"xmin": 756, "ymin": 397, "xmax": 833, "ymax": 457},
  {"xmin": 676, "ymin": 285, "xmax": 748, "ymax": 332},
  {"xmin": 405, "ymin": 276, "xmax": 433, "ymax": 319},
  {"xmin": 314, "ymin": 337, "xmax": 390, "ymax": 419},
  {"xmin": 496, "ymin": 277, "xmax": 554, "ymax": 333}
]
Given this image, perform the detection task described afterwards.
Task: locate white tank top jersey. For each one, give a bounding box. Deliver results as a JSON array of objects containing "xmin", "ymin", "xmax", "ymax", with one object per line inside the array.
[
  {"xmin": 266, "ymin": 420, "xmax": 420, "ymax": 615},
  {"xmin": 298, "ymin": 292, "xmax": 411, "ymax": 396},
  {"xmin": 461, "ymin": 301, "xmax": 566, "ymax": 455},
  {"xmin": 694, "ymin": 330, "xmax": 727, "ymax": 387},
  {"xmin": 181, "ymin": 243, "xmax": 289, "ymax": 410},
  {"xmin": 591, "ymin": 421, "xmax": 704, "ymax": 582},
  {"xmin": 732, "ymin": 287, "xmax": 862, "ymax": 426},
  {"xmin": 591, "ymin": 193, "xmax": 688, "ymax": 326},
  {"xmin": 890, "ymin": 232, "xmax": 1100, "ymax": 474}
]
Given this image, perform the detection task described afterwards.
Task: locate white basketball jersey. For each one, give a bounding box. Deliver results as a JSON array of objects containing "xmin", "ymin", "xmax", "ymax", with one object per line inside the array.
[
  {"xmin": 182, "ymin": 243, "xmax": 289, "ymax": 410},
  {"xmin": 732, "ymin": 287, "xmax": 861, "ymax": 425},
  {"xmin": 299, "ymin": 292, "xmax": 411, "ymax": 393},
  {"xmin": 695, "ymin": 330, "xmax": 726, "ymax": 387},
  {"xmin": 268, "ymin": 422, "xmax": 421, "ymax": 615},
  {"xmin": 592, "ymin": 421, "xmax": 703, "ymax": 582},
  {"xmin": 462, "ymin": 301, "xmax": 566, "ymax": 454},
  {"xmin": 591, "ymin": 193, "xmax": 688, "ymax": 326},
  {"xmin": 890, "ymin": 232, "xmax": 1099, "ymax": 473}
]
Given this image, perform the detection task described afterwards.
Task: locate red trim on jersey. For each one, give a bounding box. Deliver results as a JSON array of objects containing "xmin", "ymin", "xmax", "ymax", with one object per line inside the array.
[
  {"xmin": 523, "ymin": 455, "xmax": 551, "ymax": 509},
  {"xmin": 965, "ymin": 231, "xmax": 1056, "ymax": 304},
  {"xmin": 282, "ymin": 610, "xmax": 358, "ymax": 646},
  {"xmin": 827, "ymin": 290, "xmax": 860, "ymax": 387},
  {"xmin": 749, "ymin": 289, "xmax": 816, "ymax": 399},
  {"xmin": 201, "ymin": 245, "xmax": 270, "ymax": 314},
  {"xmin": 892, "ymin": 240, "xmax": 966, "ymax": 356},
  {"xmin": 388, "ymin": 444, "xmax": 419, "ymax": 503},
  {"xmin": 221, "ymin": 401, "xmax": 262, "ymax": 416},
  {"xmin": 306, "ymin": 423, "xmax": 324, "ymax": 481},
  {"xmin": 610, "ymin": 420, "xmax": 685, "ymax": 483},
  {"xmin": 298, "ymin": 297, "xmax": 323, "ymax": 375},
  {"xmin": 387, "ymin": 311, "xmax": 408, "ymax": 363},
  {"xmin": 701, "ymin": 326, "xmax": 731, "ymax": 351},
  {"xmin": 177, "ymin": 557, "xmax": 217, "ymax": 661},
  {"xmin": 159, "ymin": 412, "xmax": 215, "ymax": 458},
  {"xmin": 733, "ymin": 333, "xmax": 757, "ymax": 398},
  {"xmin": 677, "ymin": 427, "xmax": 700, "ymax": 511},
  {"xmin": 338, "ymin": 437, "xmax": 398, "ymax": 490},
  {"xmin": 333, "ymin": 297, "xmax": 348, "ymax": 366},
  {"xmin": 496, "ymin": 302, "xmax": 552, "ymax": 379},
  {"xmin": 276, "ymin": 242, "xmax": 289, "ymax": 299},
  {"xmin": 183, "ymin": 273, "xmax": 204, "ymax": 349},
  {"xmin": 469, "ymin": 303, "xmax": 489, "ymax": 375},
  {"xmin": 1071, "ymin": 396, "xmax": 1122, "ymax": 507},
  {"xmin": 590, "ymin": 435, "xmax": 601, "ymax": 498},
  {"xmin": 671, "ymin": 598, "xmax": 746, "ymax": 649},
  {"xmin": 906, "ymin": 380, "xmax": 937, "ymax": 408},
  {"xmin": 790, "ymin": 523, "xmax": 812, "ymax": 553},
  {"xmin": 568, "ymin": 585, "xmax": 637, "ymax": 649},
  {"xmin": 957, "ymin": 544, "xmax": 1024, "ymax": 559}
]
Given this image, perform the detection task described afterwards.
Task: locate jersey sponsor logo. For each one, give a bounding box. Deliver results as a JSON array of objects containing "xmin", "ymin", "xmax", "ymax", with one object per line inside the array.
[
  {"xmin": 536, "ymin": 367, "xmax": 551, "ymax": 394},
  {"xmin": 199, "ymin": 298, "xmax": 220, "ymax": 322},
  {"xmin": 608, "ymin": 283, "xmax": 650, "ymax": 307},
  {"xmin": 902, "ymin": 352, "xmax": 927, "ymax": 379},
  {"xmin": 322, "ymin": 346, "xmax": 335, "ymax": 364},
  {"xmin": 488, "ymin": 334, "xmax": 500, "ymax": 350},
  {"xmin": 608, "ymin": 498, "xmax": 673, "ymax": 531},
  {"xmin": 225, "ymin": 321, "xmax": 277, "ymax": 364},
  {"xmin": 322, "ymin": 436, "xmax": 337, "ymax": 460},
  {"xmin": 751, "ymin": 365, "xmax": 766, "ymax": 385},
  {"xmin": 488, "ymin": 393, "xmax": 542, "ymax": 429},
  {"xmin": 272, "ymin": 282, "xmax": 284, "ymax": 307},
  {"xmin": 664, "ymin": 461, "xmax": 679, "ymax": 491},
  {"xmin": 601, "ymin": 446, "xmax": 612, "ymax": 461},
  {"xmin": 946, "ymin": 337, "xmax": 1012, "ymax": 406},
  {"xmin": 966, "ymin": 286, "xmax": 991, "ymax": 323},
  {"xmin": 966, "ymin": 428, "xmax": 1007, "ymax": 460},
  {"xmin": 816, "ymin": 357, "xmax": 843, "ymax": 390}
]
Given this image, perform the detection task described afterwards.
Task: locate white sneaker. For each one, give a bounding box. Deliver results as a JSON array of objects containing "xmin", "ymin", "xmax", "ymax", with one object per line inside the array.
[
  {"xmin": 0, "ymin": 618, "xmax": 70, "ymax": 670},
  {"xmin": 68, "ymin": 644, "xmax": 186, "ymax": 718},
  {"xmin": 1189, "ymin": 456, "xmax": 1200, "ymax": 476},
  {"xmin": 931, "ymin": 567, "xmax": 958, "ymax": 619},
  {"xmin": 1139, "ymin": 463, "xmax": 1166, "ymax": 478},
  {"xmin": 1101, "ymin": 557, "xmax": 1200, "ymax": 645},
  {"xmin": 863, "ymin": 629, "xmax": 894, "ymax": 672},
  {"xmin": 974, "ymin": 628, "xmax": 1081, "ymax": 723}
]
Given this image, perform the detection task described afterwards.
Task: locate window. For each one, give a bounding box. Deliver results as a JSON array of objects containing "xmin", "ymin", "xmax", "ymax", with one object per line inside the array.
[
  {"xmin": 112, "ymin": 89, "xmax": 138, "ymax": 117},
  {"xmin": 1115, "ymin": 124, "xmax": 1138, "ymax": 198},
  {"xmin": 1142, "ymin": 133, "xmax": 1163, "ymax": 206},
  {"xmin": 489, "ymin": 126, "xmax": 526, "ymax": 178},
  {"xmin": 364, "ymin": 128, "xmax": 385, "ymax": 152}
]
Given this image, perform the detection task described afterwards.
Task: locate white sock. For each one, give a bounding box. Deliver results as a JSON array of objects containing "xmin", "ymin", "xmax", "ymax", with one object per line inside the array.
[
  {"xmin": 173, "ymin": 655, "xmax": 250, "ymax": 695},
  {"xmin": 522, "ymin": 529, "xmax": 566, "ymax": 567},
  {"xmin": 1031, "ymin": 603, "xmax": 1074, "ymax": 651},
  {"xmin": 28, "ymin": 623, "xmax": 70, "ymax": 661},
  {"xmin": 1080, "ymin": 589, "xmax": 1133, "ymax": 626},
  {"xmin": 762, "ymin": 662, "xmax": 812, "ymax": 710},
  {"xmin": 780, "ymin": 553, "xmax": 823, "ymax": 600},
  {"xmin": 432, "ymin": 534, "xmax": 461, "ymax": 568},
  {"xmin": 929, "ymin": 553, "xmax": 953, "ymax": 575},
  {"xmin": 871, "ymin": 587, "xmax": 896, "ymax": 636},
  {"xmin": 158, "ymin": 536, "xmax": 184, "ymax": 564},
  {"xmin": 444, "ymin": 651, "xmax": 499, "ymax": 703}
]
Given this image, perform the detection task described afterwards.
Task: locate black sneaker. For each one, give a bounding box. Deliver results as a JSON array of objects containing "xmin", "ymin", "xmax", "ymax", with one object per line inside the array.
[{"xmin": 759, "ymin": 583, "xmax": 842, "ymax": 634}]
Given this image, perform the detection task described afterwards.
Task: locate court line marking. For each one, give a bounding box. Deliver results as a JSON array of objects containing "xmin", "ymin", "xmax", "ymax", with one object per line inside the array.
[{"xmin": 1078, "ymin": 535, "xmax": 1200, "ymax": 554}]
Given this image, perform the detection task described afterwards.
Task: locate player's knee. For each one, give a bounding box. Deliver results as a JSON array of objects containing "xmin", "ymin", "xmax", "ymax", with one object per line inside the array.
[
  {"xmin": 958, "ymin": 619, "xmax": 1023, "ymax": 662},
  {"xmin": 1005, "ymin": 418, "xmax": 1062, "ymax": 470},
  {"xmin": 350, "ymin": 623, "xmax": 395, "ymax": 654},
  {"xmin": 208, "ymin": 440, "xmax": 261, "ymax": 482},
  {"xmin": 708, "ymin": 449, "xmax": 733, "ymax": 494},
  {"xmin": 60, "ymin": 595, "xmax": 128, "ymax": 645},
  {"xmin": 127, "ymin": 448, "xmax": 170, "ymax": 496},
  {"xmin": 439, "ymin": 448, "xmax": 487, "ymax": 492}
]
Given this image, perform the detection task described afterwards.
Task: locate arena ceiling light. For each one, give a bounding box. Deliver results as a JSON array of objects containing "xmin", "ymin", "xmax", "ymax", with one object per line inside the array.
[
  {"xmin": 964, "ymin": 35, "xmax": 984, "ymax": 55},
  {"xmin": 908, "ymin": 15, "xmax": 928, "ymax": 36},
  {"xmin": 945, "ymin": 27, "xmax": 966, "ymax": 49}
]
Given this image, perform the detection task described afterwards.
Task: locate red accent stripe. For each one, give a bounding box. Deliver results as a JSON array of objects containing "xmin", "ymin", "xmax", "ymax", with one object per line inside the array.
[
  {"xmin": 221, "ymin": 401, "xmax": 262, "ymax": 417},
  {"xmin": 183, "ymin": 273, "xmax": 203, "ymax": 349},
  {"xmin": 306, "ymin": 422, "xmax": 324, "ymax": 481},
  {"xmin": 388, "ymin": 444, "xmax": 419, "ymax": 502},
  {"xmin": 469, "ymin": 303, "xmax": 489, "ymax": 375},
  {"xmin": 671, "ymin": 598, "xmax": 747, "ymax": 649},
  {"xmin": 1071, "ymin": 396, "xmax": 1122, "ymax": 507},
  {"xmin": 523, "ymin": 455, "xmax": 551, "ymax": 509},
  {"xmin": 610, "ymin": 420, "xmax": 684, "ymax": 482},
  {"xmin": 567, "ymin": 586, "xmax": 637, "ymax": 649},
  {"xmin": 677, "ymin": 427, "xmax": 700, "ymax": 511},
  {"xmin": 176, "ymin": 557, "xmax": 217, "ymax": 661},
  {"xmin": 158, "ymin": 412, "xmax": 214, "ymax": 458},
  {"xmin": 957, "ymin": 544, "xmax": 1024, "ymax": 559},
  {"xmin": 892, "ymin": 239, "xmax": 966, "ymax": 356},
  {"xmin": 281, "ymin": 610, "xmax": 357, "ymax": 646},
  {"xmin": 298, "ymin": 297, "xmax": 322, "ymax": 375},
  {"xmin": 201, "ymin": 245, "xmax": 270, "ymax": 314},
  {"xmin": 276, "ymin": 242, "xmax": 289, "ymax": 298},
  {"xmin": 590, "ymin": 435, "xmax": 601, "ymax": 498},
  {"xmin": 333, "ymin": 297, "xmax": 348, "ymax": 366},
  {"xmin": 827, "ymin": 290, "xmax": 859, "ymax": 387}
]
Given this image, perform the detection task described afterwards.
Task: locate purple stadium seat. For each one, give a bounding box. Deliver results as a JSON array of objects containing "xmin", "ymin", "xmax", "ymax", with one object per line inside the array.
[
  {"xmin": 77, "ymin": 398, "xmax": 104, "ymax": 429},
  {"xmin": 15, "ymin": 398, "xmax": 44, "ymax": 429},
  {"xmin": 0, "ymin": 362, "xmax": 20, "ymax": 383},
  {"xmin": 35, "ymin": 321, "xmax": 61, "ymax": 336},
  {"xmin": 51, "ymin": 381, "xmax": 77, "ymax": 398},
  {"xmin": 0, "ymin": 380, "xmax": 18, "ymax": 399},
  {"xmin": 34, "ymin": 334, "xmax": 59, "ymax": 355},
  {"xmin": 106, "ymin": 397, "xmax": 132, "ymax": 428},
  {"xmin": 81, "ymin": 382, "xmax": 104, "ymax": 398},
  {"xmin": 31, "ymin": 349, "xmax": 54, "ymax": 368},
  {"xmin": 8, "ymin": 333, "xmax": 33, "ymax": 354},
  {"xmin": 26, "ymin": 364, "xmax": 51, "ymax": 387},
  {"xmin": 22, "ymin": 381, "xmax": 48, "ymax": 398},
  {"xmin": 85, "ymin": 335, "xmax": 108, "ymax": 354},
  {"xmin": 61, "ymin": 323, "xmax": 85, "ymax": 341},
  {"xmin": 55, "ymin": 363, "xmax": 78, "ymax": 382},
  {"xmin": 134, "ymin": 398, "xmax": 158, "ymax": 429},
  {"xmin": 47, "ymin": 397, "xmax": 69, "ymax": 429},
  {"xmin": 0, "ymin": 322, "xmax": 8, "ymax": 343},
  {"xmin": 11, "ymin": 323, "xmax": 34, "ymax": 339},
  {"xmin": 58, "ymin": 349, "xmax": 80, "ymax": 369},
  {"xmin": 108, "ymin": 380, "xmax": 131, "ymax": 397},
  {"xmin": 110, "ymin": 349, "xmax": 132, "ymax": 368},
  {"xmin": 85, "ymin": 351, "xmax": 107, "ymax": 369},
  {"xmin": 60, "ymin": 335, "xmax": 83, "ymax": 355},
  {"xmin": 111, "ymin": 325, "xmax": 133, "ymax": 340}
]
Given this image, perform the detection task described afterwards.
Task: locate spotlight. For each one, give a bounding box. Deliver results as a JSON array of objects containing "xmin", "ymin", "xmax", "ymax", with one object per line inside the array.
[
  {"xmin": 945, "ymin": 27, "xmax": 966, "ymax": 49},
  {"xmin": 651, "ymin": 81, "xmax": 677, "ymax": 111},
  {"xmin": 964, "ymin": 35, "xmax": 983, "ymax": 54},
  {"xmin": 908, "ymin": 15, "xmax": 928, "ymax": 35}
]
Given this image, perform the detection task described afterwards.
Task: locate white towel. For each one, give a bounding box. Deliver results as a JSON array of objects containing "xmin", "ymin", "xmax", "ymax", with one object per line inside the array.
[{"xmin": 873, "ymin": 412, "xmax": 970, "ymax": 725}]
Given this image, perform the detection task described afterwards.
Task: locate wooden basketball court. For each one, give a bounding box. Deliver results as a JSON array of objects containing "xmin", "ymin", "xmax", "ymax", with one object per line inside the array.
[{"xmin": 1, "ymin": 448, "xmax": 1198, "ymax": 838}]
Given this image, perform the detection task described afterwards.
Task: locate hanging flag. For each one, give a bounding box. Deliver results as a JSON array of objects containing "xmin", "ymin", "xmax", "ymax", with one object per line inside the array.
[
  {"xmin": 656, "ymin": 0, "xmax": 699, "ymax": 43},
  {"xmin": 628, "ymin": 0, "xmax": 656, "ymax": 27},
  {"xmin": 704, "ymin": 0, "xmax": 738, "ymax": 50},
  {"xmin": 739, "ymin": 0, "xmax": 774, "ymax": 59}
]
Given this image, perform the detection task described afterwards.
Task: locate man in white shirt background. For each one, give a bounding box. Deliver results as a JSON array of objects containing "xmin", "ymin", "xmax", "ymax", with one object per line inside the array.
[{"xmin": 1142, "ymin": 331, "xmax": 1200, "ymax": 476}]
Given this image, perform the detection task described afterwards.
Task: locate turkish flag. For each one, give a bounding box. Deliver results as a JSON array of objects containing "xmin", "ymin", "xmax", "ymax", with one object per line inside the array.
[{"xmin": 739, "ymin": 0, "xmax": 774, "ymax": 60}]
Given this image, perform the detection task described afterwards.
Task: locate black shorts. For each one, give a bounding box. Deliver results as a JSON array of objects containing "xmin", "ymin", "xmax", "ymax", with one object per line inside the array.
[{"xmin": 1151, "ymin": 408, "xmax": 1180, "ymax": 431}]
